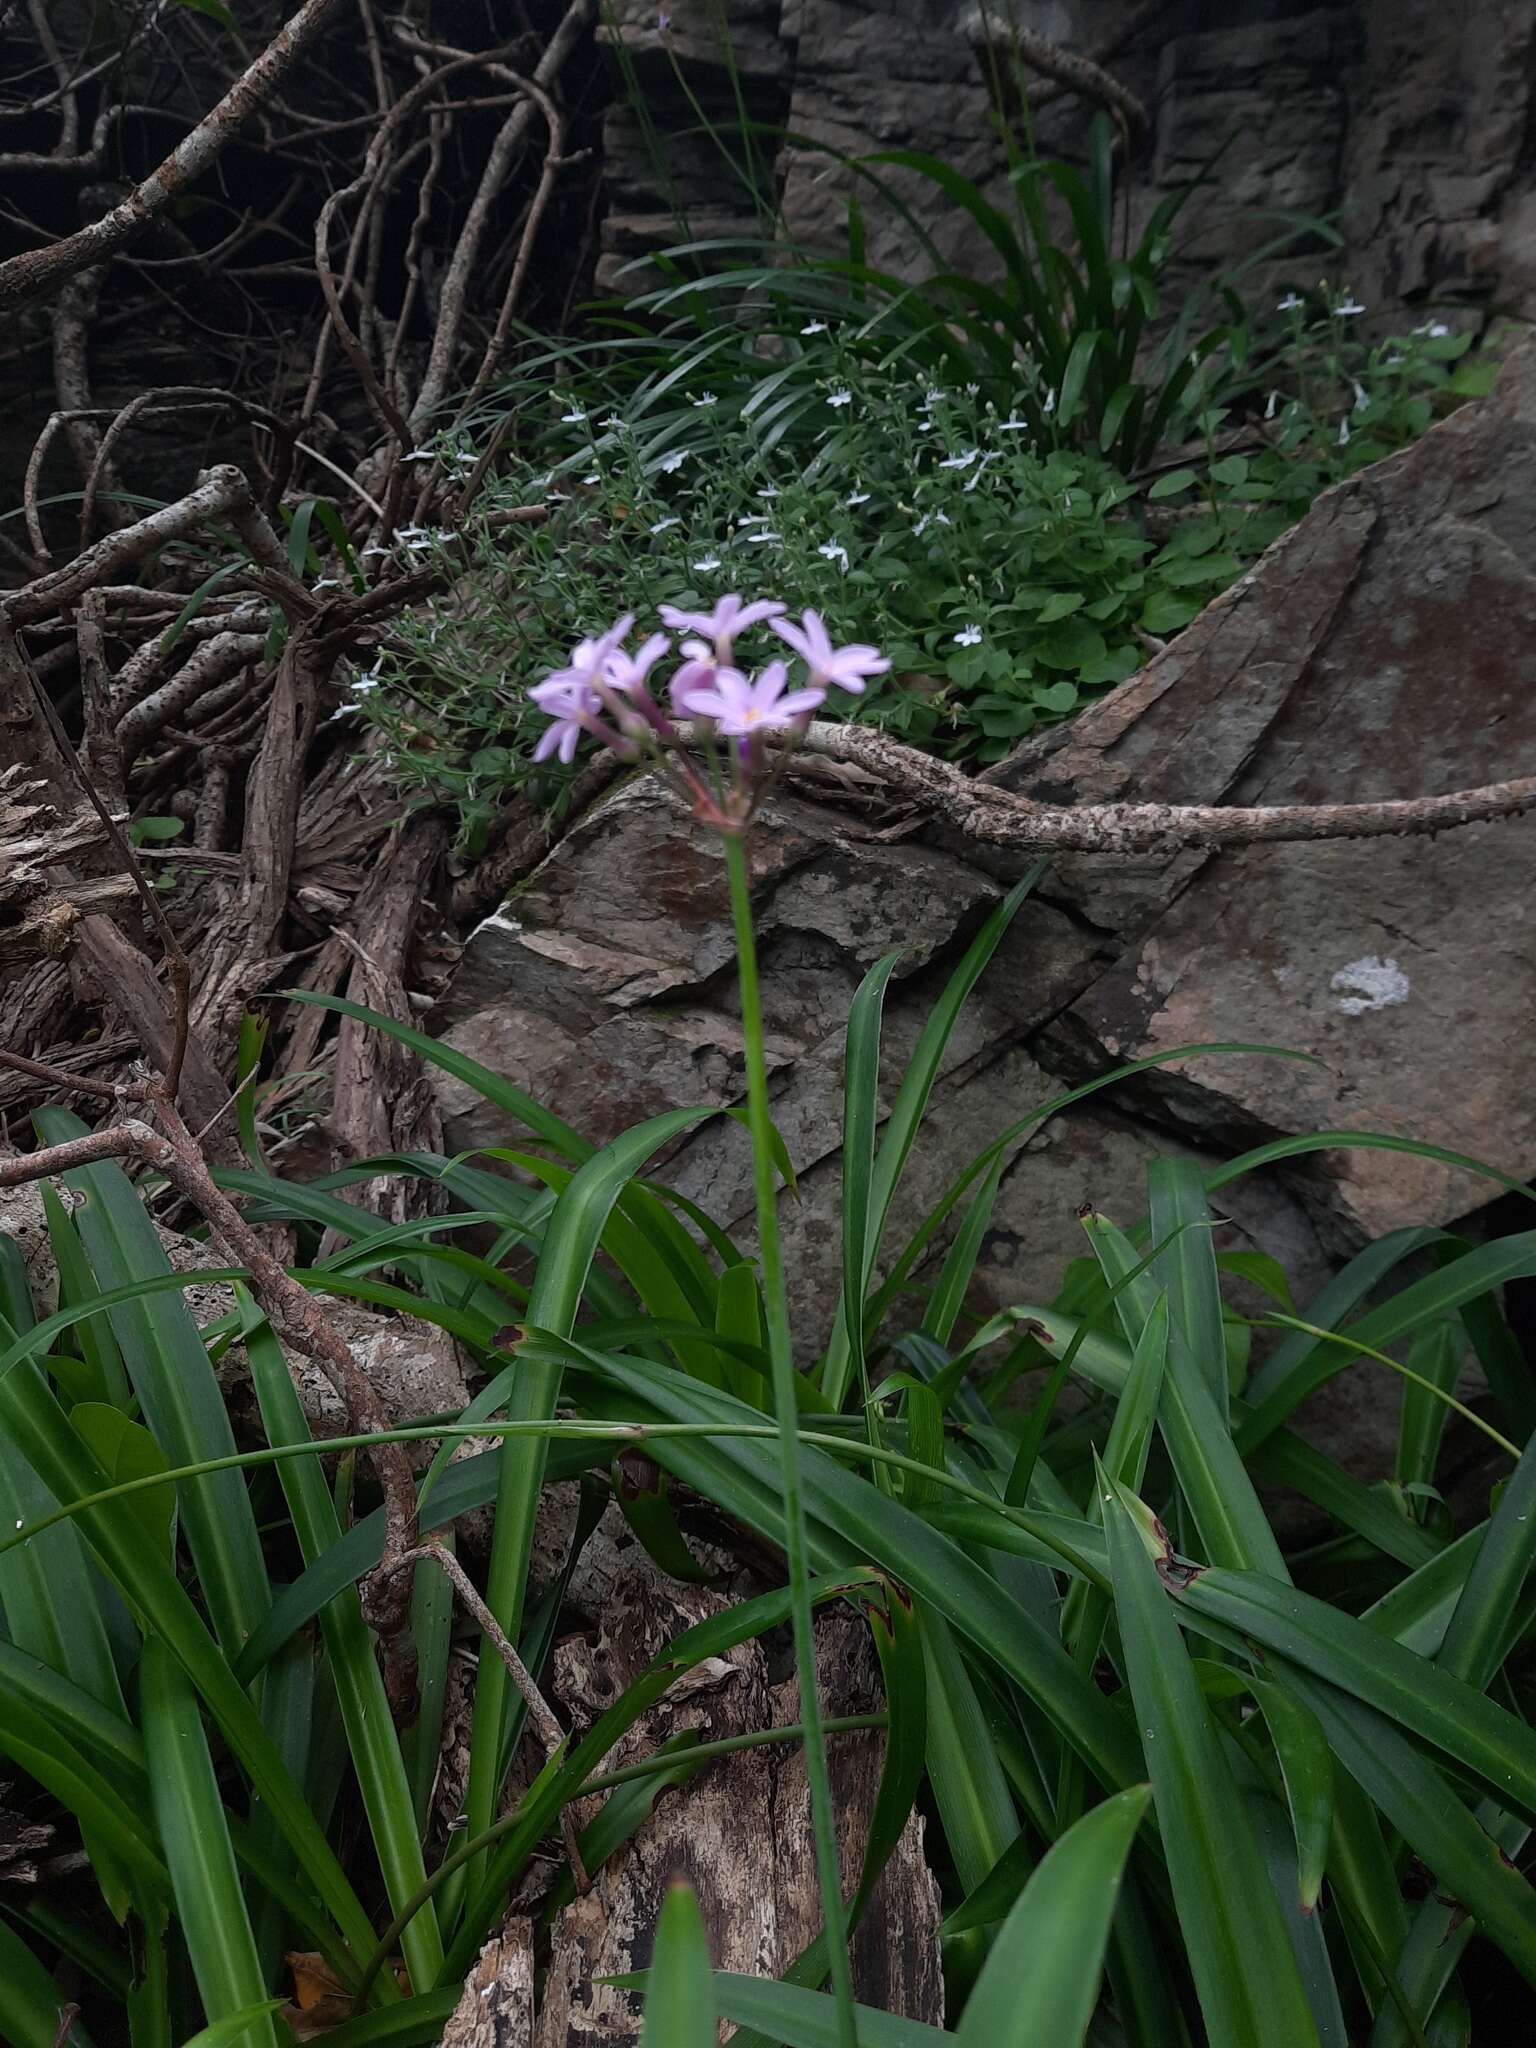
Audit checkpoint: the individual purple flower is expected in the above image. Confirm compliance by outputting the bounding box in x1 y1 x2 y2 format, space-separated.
659 593 785 660
678 660 824 735
603 630 671 695
535 613 635 696
669 638 733 712
771 609 890 695
528 678 603 764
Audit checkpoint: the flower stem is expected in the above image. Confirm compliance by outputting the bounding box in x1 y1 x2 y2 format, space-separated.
723 828 859 2048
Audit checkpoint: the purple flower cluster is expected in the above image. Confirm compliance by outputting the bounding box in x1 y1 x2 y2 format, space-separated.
526 595 889 831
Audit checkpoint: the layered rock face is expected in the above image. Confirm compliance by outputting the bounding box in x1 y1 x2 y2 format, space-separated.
597 0 1536 322
430 346 1536 1478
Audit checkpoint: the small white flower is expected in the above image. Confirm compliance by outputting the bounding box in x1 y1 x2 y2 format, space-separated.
1414 320 1451 338
1338 415 1351 446
1264 390 1279 419
801 320 828 335
582 473 599 485
939 448 979 470
954 624 984 647
827 388 852 409
313 576 341 590
918 421 935 432
1277 292 1305 313
692 391 718 408
737 513 771 526
601 413 626 429
911 511 952 537
817 540 850 571
746 529 781 544
649 516 681 533
996 414 1030 432
962 453 999 493
561 406 587 424
691 553 722 572
658 450 689 473
1353 379 1370 413
1042 389 1057 416
757 486 780 500
844 489 872 506
964 381 980 397
921 388 944 410
1335 296 1366 317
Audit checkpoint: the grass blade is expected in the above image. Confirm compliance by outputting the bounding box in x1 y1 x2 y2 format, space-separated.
0 1916 94 2048
710 1975 944 2047
842 951 903 1378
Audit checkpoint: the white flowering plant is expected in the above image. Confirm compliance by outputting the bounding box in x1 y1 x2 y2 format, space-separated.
349 299 1486 843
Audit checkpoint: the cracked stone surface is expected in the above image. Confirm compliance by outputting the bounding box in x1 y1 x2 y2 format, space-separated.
431 345 1536 1484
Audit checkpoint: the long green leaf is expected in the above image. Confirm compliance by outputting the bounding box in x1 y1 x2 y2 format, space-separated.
141 1638 281 2048
1239 1232 1536 1452
0 1915 94 2048
821 864 1046 1405
842 950 903 1379
1282 1667 1536 1987
33 1109 269 1656
465 1105 723 1892
710 1975 944 2047
955 1785 1151 2048
1173 1565 1536 1826
919 1609 1017 1892
0 1355 378 1973
1147 1161 1227 1415
1086 1212 1287 1577
242 1293 443 1992
1248 1678 1334 1912
640 1885 715 2048
1102 1475 1320 2047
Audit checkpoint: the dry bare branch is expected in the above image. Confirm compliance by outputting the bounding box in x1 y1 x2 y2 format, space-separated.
0 0 351 309
795 720 1536 853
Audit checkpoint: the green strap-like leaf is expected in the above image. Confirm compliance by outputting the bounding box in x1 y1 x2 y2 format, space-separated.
955 1785 1152 2048
640 1885 716 2048
1102 1473 1321 2048
141 1638 281 2048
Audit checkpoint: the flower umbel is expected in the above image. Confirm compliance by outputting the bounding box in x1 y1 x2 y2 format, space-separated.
527 595 884 834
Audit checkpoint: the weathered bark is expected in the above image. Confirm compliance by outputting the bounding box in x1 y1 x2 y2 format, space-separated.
446 1528 944 2044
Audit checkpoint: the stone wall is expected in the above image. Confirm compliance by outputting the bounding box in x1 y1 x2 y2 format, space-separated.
597 0 1536 323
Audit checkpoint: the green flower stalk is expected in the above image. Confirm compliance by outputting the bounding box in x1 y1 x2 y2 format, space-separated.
525 594 881 2044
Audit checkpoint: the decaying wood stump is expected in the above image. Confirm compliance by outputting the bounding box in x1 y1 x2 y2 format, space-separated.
442 1517 944 2045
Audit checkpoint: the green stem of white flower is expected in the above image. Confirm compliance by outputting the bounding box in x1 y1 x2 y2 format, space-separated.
724 826 859 2048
